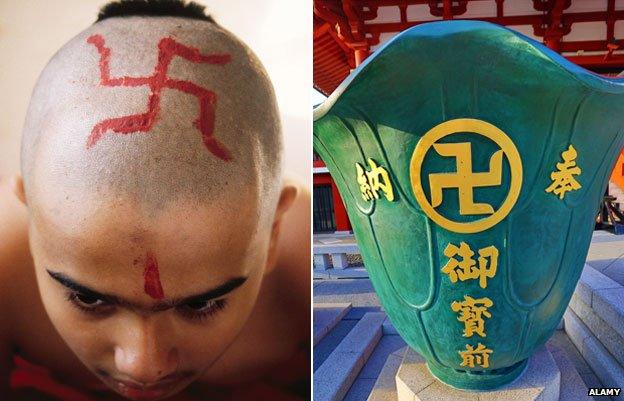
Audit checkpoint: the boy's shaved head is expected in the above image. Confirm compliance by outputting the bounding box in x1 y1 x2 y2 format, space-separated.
21 13 281 222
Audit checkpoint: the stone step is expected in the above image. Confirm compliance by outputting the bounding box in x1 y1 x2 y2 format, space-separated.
314 303 353 346
573 264 621 306
569 293 624 367
314 307 384 371
343 334 406 401
569 265 624 367
367 346 407 401
547 344 593 401
564 309 624 398
314 312 386 401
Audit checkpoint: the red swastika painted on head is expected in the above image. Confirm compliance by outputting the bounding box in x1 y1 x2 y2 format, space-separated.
86 34 233 161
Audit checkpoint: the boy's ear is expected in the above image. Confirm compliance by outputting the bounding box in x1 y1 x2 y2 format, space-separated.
264 184 298 274
10 175 27 206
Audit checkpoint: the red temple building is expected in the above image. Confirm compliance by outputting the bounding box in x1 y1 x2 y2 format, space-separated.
313 0 624 233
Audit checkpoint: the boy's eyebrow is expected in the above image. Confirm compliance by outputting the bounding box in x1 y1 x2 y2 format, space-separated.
46 270 247 312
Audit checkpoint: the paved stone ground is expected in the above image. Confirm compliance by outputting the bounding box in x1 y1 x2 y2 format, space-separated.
314 279 379 305
587 230 624 286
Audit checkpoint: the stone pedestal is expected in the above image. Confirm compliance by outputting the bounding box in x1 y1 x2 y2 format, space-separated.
314 254 331 270
331 253 349 269
395 347 560 401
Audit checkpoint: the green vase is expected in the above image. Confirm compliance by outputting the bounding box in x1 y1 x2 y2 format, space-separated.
313 20 624 390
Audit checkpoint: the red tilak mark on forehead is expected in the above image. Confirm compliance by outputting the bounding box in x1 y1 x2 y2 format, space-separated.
143 252 165 300
85 34 232 161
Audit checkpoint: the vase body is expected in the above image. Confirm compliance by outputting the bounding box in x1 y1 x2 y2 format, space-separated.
313 21 624 390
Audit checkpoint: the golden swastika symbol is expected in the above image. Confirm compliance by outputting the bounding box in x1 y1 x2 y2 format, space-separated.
429 143 503 215
410 119 523 233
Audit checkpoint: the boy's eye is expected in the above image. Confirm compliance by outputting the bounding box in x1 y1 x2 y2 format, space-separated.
67 291 113 316
73 292 105 307
177 299 227 321
186 300 216 311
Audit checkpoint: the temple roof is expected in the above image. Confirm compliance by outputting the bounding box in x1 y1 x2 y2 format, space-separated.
314 0 624 95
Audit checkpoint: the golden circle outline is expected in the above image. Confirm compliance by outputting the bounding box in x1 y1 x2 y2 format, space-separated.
409 118 523 234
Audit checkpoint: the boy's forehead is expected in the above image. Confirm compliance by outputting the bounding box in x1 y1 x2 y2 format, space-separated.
33 193 261 295
32 189 261 260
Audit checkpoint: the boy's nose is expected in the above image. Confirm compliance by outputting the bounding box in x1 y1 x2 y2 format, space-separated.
113 318 179 384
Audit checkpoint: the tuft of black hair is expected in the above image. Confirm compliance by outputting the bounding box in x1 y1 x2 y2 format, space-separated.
96 0 215 23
